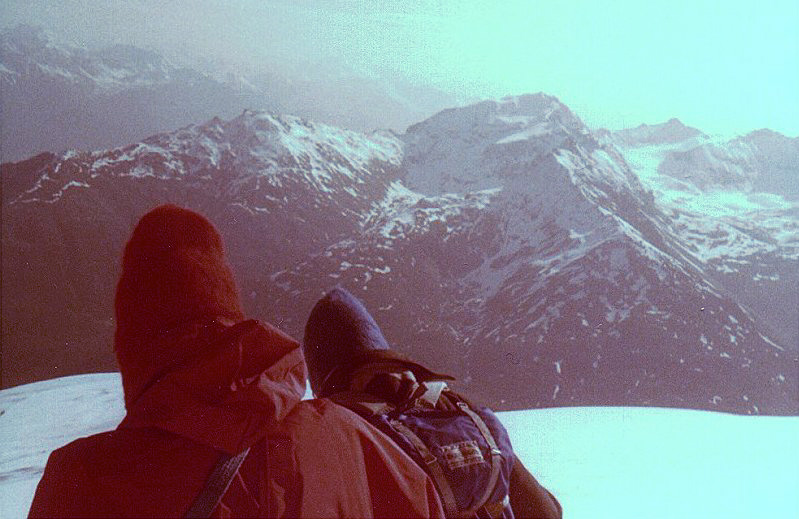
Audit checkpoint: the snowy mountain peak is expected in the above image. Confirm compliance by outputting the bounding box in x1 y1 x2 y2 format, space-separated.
401 92 597 194
407 92 584 139
614 118 707 147
495 93 569 116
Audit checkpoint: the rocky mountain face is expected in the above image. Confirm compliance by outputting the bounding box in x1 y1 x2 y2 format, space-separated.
0 25 456 163
604 121 799 353
2 94 796 415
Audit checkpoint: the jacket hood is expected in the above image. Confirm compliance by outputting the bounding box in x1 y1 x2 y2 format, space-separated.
115 204 245 407
120 319 307 454
113 205 307 454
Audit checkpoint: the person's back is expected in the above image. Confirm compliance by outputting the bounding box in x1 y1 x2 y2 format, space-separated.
303 287 562 519
29 205 443 518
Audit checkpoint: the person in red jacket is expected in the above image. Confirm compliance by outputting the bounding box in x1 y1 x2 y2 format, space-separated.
29 204 444 518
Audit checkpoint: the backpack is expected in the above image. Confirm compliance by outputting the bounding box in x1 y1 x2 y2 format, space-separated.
332 387 516 519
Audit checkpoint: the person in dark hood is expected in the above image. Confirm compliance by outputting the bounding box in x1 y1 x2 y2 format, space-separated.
304 286 562 519
29 205 444 518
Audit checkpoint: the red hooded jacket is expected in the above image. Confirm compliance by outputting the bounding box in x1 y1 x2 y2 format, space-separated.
29 205 444 518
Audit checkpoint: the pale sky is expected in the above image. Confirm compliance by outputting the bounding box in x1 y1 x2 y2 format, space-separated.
2 0 797 136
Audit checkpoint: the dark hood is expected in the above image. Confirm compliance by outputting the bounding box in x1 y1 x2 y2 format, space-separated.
303 286 452 396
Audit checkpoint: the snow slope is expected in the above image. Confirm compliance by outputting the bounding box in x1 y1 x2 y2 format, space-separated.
1 375 797 519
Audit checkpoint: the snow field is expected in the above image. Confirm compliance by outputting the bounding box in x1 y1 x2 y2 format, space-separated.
1 374 797 519
501 406 798 519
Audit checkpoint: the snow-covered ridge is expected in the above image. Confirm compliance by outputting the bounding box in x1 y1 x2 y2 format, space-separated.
555 146 644 195
0 25 178 91
612 118 707 147
236 111 403 176
11 111 404 205
2 374 798 519
362 180 500 240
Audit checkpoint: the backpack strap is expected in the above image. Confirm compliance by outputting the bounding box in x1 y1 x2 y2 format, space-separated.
184 448 250 518
476 495 510 519
388 418 460 517
457 402 504 517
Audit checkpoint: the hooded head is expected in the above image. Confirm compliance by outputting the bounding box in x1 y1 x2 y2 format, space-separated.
303 286 452 397
114 204 245 407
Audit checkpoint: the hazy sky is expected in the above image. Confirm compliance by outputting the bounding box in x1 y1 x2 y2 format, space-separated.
3 0 797 136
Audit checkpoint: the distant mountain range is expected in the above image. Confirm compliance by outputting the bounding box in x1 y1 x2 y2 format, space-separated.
1 28 796 415
0 25 455 162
